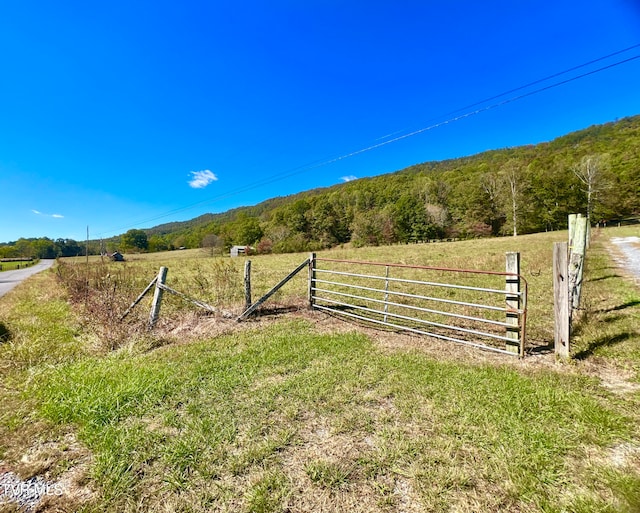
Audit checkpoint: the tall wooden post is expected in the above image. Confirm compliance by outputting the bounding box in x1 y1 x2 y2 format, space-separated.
308 253 316 309
553 243 570 359
568 214 578 251
568 216 587 313
244 260 252 311
505 252 521 356
149 266 168 329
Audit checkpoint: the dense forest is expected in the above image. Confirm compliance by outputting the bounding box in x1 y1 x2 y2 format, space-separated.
2 115 639 259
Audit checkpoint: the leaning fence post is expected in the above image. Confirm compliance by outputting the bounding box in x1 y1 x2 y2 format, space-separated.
149 266 168 329
308 253 316 309
553 242 570 359
505 252 521 355
244 260 252 311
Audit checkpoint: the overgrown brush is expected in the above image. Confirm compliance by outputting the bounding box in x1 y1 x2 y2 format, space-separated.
181 259 243 306
55 260 154 350
54 258 246 351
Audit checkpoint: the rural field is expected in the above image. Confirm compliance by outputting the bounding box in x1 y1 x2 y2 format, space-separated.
0 260 38 272
1 227 639 512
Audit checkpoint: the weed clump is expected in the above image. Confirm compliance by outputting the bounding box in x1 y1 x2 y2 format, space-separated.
55 261 153 351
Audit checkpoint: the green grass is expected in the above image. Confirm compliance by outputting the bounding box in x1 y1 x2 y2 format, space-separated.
0 272 85 370
1 230 639 512
21 319 636 512
0 259 38 272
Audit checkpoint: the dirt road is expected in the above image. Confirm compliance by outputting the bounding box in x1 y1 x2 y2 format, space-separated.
0 260 55 298
610 236 640 284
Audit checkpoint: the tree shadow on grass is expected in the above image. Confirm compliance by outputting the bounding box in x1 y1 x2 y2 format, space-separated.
573 332 634 360
587 273 623 283
254 305 307 317
0 322 11 344
610 299 640 311
595 299 640 314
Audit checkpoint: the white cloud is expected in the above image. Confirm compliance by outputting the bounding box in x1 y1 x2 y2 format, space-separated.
188 169 218 189
32 209 63 219
341 175 357 182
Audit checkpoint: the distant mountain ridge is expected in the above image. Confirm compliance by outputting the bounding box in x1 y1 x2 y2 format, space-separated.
2 115 638 257
138 114 638 253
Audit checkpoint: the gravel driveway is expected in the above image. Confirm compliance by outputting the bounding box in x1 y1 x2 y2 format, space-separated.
610 236 640 284
0 259 55 298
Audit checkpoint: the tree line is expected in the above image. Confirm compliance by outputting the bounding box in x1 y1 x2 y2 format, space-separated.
2 115 639 258
0 238 86 259
144 116 639 254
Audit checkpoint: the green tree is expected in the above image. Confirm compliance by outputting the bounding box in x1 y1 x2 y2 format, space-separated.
233 216 263 246
148 234 170 252
31 238 57 258
308 197 349 247
55 238 82 257
121 229 148 252
351 211 382 247
392 193 433 242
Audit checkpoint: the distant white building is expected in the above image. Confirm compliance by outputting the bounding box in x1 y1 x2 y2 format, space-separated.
230 245 252 257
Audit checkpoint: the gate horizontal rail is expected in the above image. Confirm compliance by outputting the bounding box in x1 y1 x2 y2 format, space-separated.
315 268 520 296
313 276 516 312
311 256 527 357
312 285 514 327
313 296 516 342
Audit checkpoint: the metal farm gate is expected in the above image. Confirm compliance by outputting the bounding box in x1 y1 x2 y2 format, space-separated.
309 254 527 357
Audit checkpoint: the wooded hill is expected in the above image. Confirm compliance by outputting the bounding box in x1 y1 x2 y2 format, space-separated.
2 115 639 258
142 114 640 254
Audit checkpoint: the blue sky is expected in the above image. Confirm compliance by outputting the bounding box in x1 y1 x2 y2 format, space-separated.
1 1 639 243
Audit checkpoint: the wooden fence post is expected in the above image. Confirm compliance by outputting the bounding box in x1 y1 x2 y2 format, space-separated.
308 253 316 309
553 242 570 359
568 213 578 250
120 275 158 321
239 258 311 321
244 260 252 311
149 266 168 329
568 216 587 314
505 252 521 355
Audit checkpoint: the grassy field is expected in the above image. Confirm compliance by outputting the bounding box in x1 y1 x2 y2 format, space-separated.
0 259 38 272
1 228 639 512
63 230 571 349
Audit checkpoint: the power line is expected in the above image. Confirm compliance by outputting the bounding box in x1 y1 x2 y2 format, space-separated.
96 46 640 237
319 53 640 167
436 42 640 121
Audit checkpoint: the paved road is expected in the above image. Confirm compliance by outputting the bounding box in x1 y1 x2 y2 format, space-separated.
0 260 56 298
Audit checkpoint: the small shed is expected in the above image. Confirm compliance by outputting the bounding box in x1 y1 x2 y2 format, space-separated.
110 251 125 262
230 245 252 257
